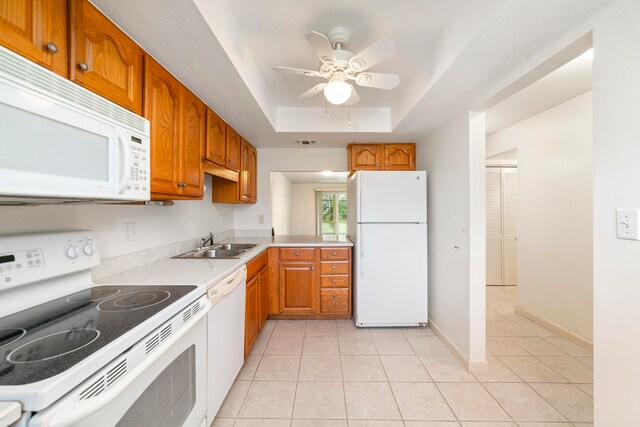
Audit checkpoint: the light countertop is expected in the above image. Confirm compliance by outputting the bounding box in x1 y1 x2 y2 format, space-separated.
97 235 352 293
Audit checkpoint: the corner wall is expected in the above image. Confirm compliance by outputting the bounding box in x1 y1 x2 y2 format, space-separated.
417 112 486 367
486 92 593 341
270 172 293 235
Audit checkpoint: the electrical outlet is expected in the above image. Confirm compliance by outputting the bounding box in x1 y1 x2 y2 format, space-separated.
219 215 224 225
258 215 264 225
122 222 138 242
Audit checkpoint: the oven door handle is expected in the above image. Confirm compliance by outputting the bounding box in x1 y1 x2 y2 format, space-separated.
30 301 211 427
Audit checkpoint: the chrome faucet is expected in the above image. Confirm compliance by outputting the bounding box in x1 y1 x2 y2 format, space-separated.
200 232 216 249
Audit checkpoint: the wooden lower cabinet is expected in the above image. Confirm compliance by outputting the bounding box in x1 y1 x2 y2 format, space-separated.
245 249 269 356
270 246 352 318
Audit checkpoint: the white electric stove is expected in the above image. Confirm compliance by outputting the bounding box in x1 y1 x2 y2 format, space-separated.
0 231 210 427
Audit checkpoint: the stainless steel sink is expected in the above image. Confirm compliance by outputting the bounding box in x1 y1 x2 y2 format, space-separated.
173 243 256 259
213 243 256 251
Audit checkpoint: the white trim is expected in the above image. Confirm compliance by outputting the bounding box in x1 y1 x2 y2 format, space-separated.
515 305 593 350
429 319 488 373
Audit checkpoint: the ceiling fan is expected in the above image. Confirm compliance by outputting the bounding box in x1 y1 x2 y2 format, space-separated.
273 26 399 106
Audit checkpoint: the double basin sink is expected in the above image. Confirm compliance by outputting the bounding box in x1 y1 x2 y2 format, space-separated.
173 243 257 259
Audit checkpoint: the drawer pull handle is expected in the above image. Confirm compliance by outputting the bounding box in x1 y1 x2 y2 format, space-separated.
295 252 299 256
332 252 337 256
332 265 336 269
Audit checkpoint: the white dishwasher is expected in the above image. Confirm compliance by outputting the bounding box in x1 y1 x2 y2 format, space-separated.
207 265 247 421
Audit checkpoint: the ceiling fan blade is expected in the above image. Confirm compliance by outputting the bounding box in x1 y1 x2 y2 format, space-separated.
355 72 399 90
345 86 360 106
348 38 395 72
273 66 322 77
305 31 336 65
298 83 327 99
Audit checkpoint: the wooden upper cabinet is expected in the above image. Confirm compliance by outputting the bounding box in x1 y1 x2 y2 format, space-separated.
145 56 182 196
239 138 256 203
69 0 143 114
0 0 68 77
384 143 416 171
180 89 205 197
348 143 416 173
225 126 241 171
348 144 382 172
205 108 226 167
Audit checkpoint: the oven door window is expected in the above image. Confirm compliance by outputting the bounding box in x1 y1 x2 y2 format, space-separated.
116 346 196 426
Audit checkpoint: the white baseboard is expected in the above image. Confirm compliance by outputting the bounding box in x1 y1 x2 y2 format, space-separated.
428 319 488 373
515 305 593 350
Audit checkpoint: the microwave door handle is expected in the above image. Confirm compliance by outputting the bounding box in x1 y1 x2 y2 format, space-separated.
31 301 211 427
116 130 130 195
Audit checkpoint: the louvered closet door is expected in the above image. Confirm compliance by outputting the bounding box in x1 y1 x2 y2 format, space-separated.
502 168 518 285
486 168 503 285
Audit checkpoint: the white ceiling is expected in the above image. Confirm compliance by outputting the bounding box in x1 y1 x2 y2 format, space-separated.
279 171 348 183
485 50 592 135
91 0 613 148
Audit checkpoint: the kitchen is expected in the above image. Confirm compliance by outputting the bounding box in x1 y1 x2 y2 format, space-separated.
1 0 639 426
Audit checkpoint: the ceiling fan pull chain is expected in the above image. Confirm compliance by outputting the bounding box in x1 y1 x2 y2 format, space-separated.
325 98 330 119
348 106 351 126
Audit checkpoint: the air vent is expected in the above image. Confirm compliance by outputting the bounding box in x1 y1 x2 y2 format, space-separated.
106 360 127 386
192 303 201 316
145 334 160 354
293 139 317 145
79 378 105 400
160 325 172 342
183 309 192 323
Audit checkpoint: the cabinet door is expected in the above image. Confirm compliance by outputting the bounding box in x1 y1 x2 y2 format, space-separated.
205 108 226 166
0 0 68 76
225 126 241 171
279 262 317 314
70 0 143 114
258 266 270 328
180 89 205 197
239 138 251 203
144 56 182 196
348 144 382 173
383 143 416 170
245 141 257 204
245 275 259 356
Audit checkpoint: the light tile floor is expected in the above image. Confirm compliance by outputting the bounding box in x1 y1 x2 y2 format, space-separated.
213 286 593 427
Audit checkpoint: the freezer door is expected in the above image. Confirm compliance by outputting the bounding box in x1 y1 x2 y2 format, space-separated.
358 171 427 223
353 223 428 327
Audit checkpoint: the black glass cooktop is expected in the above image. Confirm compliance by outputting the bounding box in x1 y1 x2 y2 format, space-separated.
0 285 196 385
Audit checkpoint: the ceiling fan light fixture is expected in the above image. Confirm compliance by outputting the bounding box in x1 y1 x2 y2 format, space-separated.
324 80 352 105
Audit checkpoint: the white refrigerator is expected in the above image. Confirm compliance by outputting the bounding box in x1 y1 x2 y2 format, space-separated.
347 170 428 327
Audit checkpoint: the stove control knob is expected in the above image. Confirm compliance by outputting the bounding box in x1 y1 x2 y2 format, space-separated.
83 243 96 256
65 245 79 260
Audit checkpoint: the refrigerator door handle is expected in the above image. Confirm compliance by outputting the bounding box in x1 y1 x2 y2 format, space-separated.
360 231 364 278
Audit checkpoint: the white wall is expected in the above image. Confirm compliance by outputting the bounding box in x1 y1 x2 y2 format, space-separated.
270 172 293 235
590 0 640 423
487 92 593 341
234 148 347 231
0 175 234 259
291 183 347 235
417 111 486 366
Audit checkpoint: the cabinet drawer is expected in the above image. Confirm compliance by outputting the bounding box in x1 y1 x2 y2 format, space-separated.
320 275 350 289
320 247 350 261
320 261 350 275
280 247 316 262
246 249 268 280
320 289 350 314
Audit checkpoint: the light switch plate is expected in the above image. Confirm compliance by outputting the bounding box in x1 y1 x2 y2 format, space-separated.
616 209 640 240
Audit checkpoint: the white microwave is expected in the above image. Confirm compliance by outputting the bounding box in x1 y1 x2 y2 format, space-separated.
0 46 150 204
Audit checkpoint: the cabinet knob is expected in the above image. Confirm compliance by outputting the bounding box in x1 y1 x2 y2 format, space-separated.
386 163 390 167
46 42 59 54
295 252 299 256
78 62 90 72
332 292 337 297
377 163 380 167
332 252 337 256
332 265 336 269
332 279 337 284
311 266 314 270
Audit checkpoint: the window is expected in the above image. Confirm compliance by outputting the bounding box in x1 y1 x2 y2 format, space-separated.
316 191 347 237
